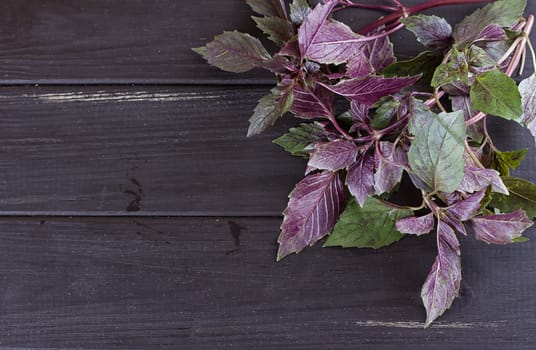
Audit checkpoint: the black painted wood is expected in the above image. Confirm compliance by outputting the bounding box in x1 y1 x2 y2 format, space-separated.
0 86 533 216
0 1 534 348
0 0 533 85
0 217 534 349
0 86 304 215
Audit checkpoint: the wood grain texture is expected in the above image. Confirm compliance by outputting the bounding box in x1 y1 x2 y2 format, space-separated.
0 1 535 348
0 86 536 216
0 86 305 215
0 217 533 349
0 86 534 215
0 0 533 84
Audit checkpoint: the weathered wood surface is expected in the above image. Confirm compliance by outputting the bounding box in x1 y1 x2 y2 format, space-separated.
0 1 534 349
0 86 532 216
0 86 304 215
0 217 534 350
0 0 532 84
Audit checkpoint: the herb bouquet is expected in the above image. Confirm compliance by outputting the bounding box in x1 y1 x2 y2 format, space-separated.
194 0 536 326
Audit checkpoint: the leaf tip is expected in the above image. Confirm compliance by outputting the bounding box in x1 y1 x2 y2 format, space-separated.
246 122 263 137
423 305 440 328
276 249 289 262
423 319 433 328
191 46 208 57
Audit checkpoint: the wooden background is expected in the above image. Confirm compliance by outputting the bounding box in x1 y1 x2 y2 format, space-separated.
0 1 534 349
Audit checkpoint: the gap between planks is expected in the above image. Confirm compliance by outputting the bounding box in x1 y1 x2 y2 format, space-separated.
0 211 283 219
0 78 275 87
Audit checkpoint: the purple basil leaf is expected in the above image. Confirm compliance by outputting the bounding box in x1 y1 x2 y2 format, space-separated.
396 213 435 236
350 101 369 123
443 192 463 206
463 147 487 169
277 171 345 260
298 1 339 58
303 19 365 64
374 142 407 195
308 140 359 171
458 166 509 194
402 15 453 49
446 190 486 221
263 55 295 74
246 0 287 19
319 75 420 105
193 31 271 73
290 84 334 119
473 23 507 43
346 153 375 207
421 220 462 327
443 215 468 236
442 189 485 236
453 0 526 47
252 16 294 47
280 37 301 57
349 101 370 132
304 165 316 175
346 51 374 78
519 74 536 144
290 0 312 25
363 32 395 72
469 209 533 244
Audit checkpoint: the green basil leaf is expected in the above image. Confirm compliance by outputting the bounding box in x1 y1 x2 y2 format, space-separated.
470 70 523 122
408 110 466 193
324 198 411 249
490 177 536 218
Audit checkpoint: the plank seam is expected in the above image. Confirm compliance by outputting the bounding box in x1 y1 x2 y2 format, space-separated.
0 211 283 219
0 80 275 87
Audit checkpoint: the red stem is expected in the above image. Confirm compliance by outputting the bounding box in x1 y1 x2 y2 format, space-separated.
391 0 406 8
339 1 398 12
506 15 534 76
358 0 495 34
329 114 354 140
376 113 410 137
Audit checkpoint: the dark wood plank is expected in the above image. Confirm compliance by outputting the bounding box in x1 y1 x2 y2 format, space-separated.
0 86 305 215
0 0 269 84
0 85 534 215
0 0 534 84
0 217 533 349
